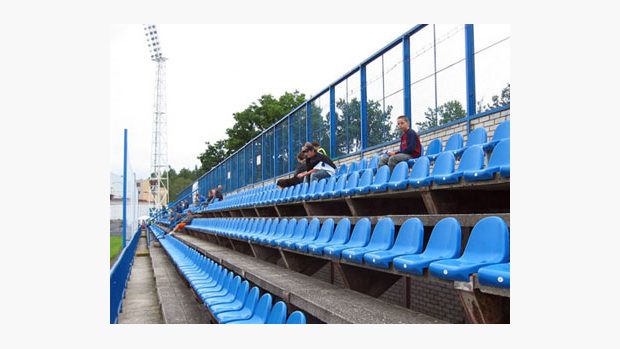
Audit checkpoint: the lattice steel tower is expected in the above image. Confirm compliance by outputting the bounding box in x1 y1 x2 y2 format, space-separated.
144 24 169 209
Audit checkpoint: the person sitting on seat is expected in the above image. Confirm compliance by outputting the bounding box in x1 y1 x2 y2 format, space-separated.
277 151 306 188
298 142 337 183
311 141 328 157
378 115 421 171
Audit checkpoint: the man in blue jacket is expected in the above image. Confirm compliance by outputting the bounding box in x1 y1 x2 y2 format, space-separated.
378 115 421 171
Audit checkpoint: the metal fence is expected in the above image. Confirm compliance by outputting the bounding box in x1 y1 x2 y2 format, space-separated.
109 225 142 324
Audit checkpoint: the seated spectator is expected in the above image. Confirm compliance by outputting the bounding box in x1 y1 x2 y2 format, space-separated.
311 141 328 157
298 142 336 183
215 185 224 201
277 152 306 188
207 189 215 204
378 115 421 171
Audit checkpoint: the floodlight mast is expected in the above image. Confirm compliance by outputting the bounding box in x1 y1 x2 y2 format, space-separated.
144 24 169 211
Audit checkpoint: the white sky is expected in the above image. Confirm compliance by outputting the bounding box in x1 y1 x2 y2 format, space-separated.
110 24 416 179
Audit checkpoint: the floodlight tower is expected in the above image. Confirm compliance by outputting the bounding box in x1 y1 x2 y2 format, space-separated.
144 24 169 210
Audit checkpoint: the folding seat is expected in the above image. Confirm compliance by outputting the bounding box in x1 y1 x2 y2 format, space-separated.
386 161 411 191
209 280 250 314
408 138 442 166
215 286 260 323
342 217 395 264
256 218 284 244
275 218 308 247
202 275 242 304
226 293 273 324
282 218 320 249
321 174 347 199
323 218 372 258
265 219 297 246
276 186 293 204
265 301 287 324
286 311 307 324
406 156 431 188
269 188 285 205
299 180 318 201
366 165 390 193
308 178 327 200
411 151 453 188
308 218 350 255
336 163 348 176
393 217 462 275
348 168 374 196
477 262 510 288
339 171 360 197
291 182 309 202
453 127 487 158
363 217 425 268
433 145 484 185
464 139 510 182
282 184 302 204
429 216 509 282
482 120 510 152
296 218 335 252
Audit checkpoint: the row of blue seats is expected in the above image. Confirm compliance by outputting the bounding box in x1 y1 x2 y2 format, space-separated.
186 216 510 288
150 225 307 324
202 139 509 211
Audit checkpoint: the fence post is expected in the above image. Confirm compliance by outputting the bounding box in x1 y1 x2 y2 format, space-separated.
465 24 476 133
329 85 336 158
403 35 412 124
122 129 128 249
360 65 368 151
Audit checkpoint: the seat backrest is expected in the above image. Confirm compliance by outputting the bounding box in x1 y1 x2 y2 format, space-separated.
291 183 302 198
462 216 510 263
466 127 488 147
252 293 273 323
322 175 338 193
234 280 251 304
266 301 287 324
393 218 424 253
303 218 321 240
290 218 308 239
358 168 374 188
242 287 260 312
426 138 443 156
265 218 279 236
337 163 348 175
314 178 327 194
368 155 380 170
372 165 390 185
366 217 395 250
359 158 369 170
492 120 510 141
286 311 307 324
347 161 360 173
273 218 289 237
305 180 318 196
261 219 273 235
282 218 298 238
409 156 430 180
458 145 485 172
296 182 309 198
332 174 348 192
388 161 409 183
314 218 335 243
432 152 455 176
488 139 510 167
445 133 464 152
345 172 360 190
329 218 352 244
346 218 372 246
228 275 242 296
253 219 265 234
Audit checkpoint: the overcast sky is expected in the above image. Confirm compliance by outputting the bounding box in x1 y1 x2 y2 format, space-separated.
110 24 416 179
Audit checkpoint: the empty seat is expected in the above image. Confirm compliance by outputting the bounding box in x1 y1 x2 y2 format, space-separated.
342 217 395 264
286 311 307 324
309 178 327 200
453 127 487 158
386 161 410 191
323 218 372 258
433 145 484 185
321 174 348 199
408 138 442 166
429 216 509 282
339 172 360 197
276 218 308 247
203 276 242 307
209 280 250 314
317 175 338 200
406 156 431 188
299 180 318 200
215 286 260 323
482 120 510 152
267 219 297 246
363 218 425 268
463 139 510 182
258 218 288 244
308 218 351 255
367 155 380 172
336 163 348 176
289 182 309 202
265 301 288 324
347 161 360 174
296 218 335 252
227 293 273 324
348 168 374 196
410 152 454 188
477 262 510 288
282 218 320 249
393 217 462 275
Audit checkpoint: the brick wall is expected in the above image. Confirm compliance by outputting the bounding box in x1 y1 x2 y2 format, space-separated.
378 276 406 307
410 278 465 323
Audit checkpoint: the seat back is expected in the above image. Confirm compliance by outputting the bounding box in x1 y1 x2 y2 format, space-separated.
426 138 443 156
234 280 251 304
358 168 374 188
359 158 369 170
272 218 289 238
388 161 409 183
322 175 338 193
458 145 485 172
290 183 302 198
260 219 273 235
314 178 327 195
431 152 455 176
332 174 348 192
344 172 360 190
368 155 380 171
366 217 395 250
466 127 487 147
252 293 273 323
492 120 510 141
445 133 464 152
462 216 510 263
265 218 279 236
409 156 430 180
305 180 318 197
295 182 309 200
286 311 307 324
282 218 298 239
227 275 242 296
347 161 360 173
266 301 287 324
393 218 424 253
314 218 335 243
488 139 510 167
337 163 348 176
329 218 352 244
289 218 308 240
372 165 390 185
241 287 260 312
303 218 321 240
346 218 372 246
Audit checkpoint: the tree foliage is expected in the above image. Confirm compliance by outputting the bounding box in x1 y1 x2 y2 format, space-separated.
416 100 467 131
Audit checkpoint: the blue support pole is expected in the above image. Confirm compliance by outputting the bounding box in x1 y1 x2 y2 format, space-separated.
306 102 311 143
274 126 278 177
465 24 476 133
261 134 265 182
288 115 293 173
251 141 255 184
122 129 128 249
329 86 336 157
360 65 368 150
403 36 412 124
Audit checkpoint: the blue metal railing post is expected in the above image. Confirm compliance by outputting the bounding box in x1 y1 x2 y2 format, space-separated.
274 126 278 177
251 141 255 184
360 65 368 151
465 24 476 133
261 134 265 182
403 36 412 124
122 129 128 249
329 86 336 157
288 115 293 172
306 102 311 143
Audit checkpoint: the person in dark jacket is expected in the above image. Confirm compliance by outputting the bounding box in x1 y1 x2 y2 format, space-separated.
378 115 421 171
277 152 307 188
298 143 337 183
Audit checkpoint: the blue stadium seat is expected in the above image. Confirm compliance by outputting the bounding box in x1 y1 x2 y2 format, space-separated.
409 152 454 188
267 219 297 246
203 276 242 306
367 165 390 193
347 161 360 174
386 161 410 191
336 163 348 176
453 127 487 158
300 180 318 200
308 218 351 255
309 178 327 200
227 293 273 324
283 218 320 249
477 263 510 288
393 217 462 275
209 280 250 315
196 270 234 299
258 219 288 244
248 218 276 242
286 311 307 324
464 139 510 182
340 171 360 197
406 156 431 188
284 183 303 203
434 145 484 185
408 138 442 166
296 218 335 252
443 133 464 156
216 286 260 323
322 174 348 199
265 301 287 324
363 218 425 268
317 175 338 200
276 218 308 247
429 216 509 282
482 120 510 152
342 217 395 264
290 182 309 202
367 155 380 172
349 168 374 196
323 218 371 258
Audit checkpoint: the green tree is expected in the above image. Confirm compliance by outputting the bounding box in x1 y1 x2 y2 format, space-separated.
416 100 467 131
477 83 510 113
197 140 227 173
